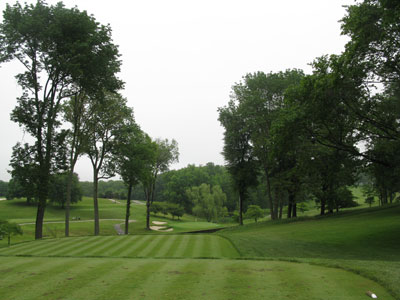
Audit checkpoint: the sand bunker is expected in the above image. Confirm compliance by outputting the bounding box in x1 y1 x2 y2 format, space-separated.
150 221 173 231
152 221 167 225
150 226 173 232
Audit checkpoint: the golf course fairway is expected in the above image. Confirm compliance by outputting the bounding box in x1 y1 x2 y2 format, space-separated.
0 256 394 300
0 233 395 300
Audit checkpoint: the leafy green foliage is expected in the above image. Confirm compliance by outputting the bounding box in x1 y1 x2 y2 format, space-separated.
245 205 264 223
188 184 227 222
0 1 123 239
48 173 82 208
0 220 22 246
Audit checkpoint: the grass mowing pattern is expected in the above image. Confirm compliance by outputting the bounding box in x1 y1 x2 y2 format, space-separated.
0 256 394 300
0 234 239 259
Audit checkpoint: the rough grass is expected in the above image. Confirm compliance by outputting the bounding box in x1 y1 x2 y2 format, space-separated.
0 256 394 300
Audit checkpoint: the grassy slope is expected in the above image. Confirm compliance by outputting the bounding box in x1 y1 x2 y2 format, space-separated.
0 257 394 300
219 205 400 299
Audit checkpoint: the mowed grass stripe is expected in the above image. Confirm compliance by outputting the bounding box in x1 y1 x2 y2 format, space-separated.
51 236 105 256
94 260 170 300
218 260 256 299
58 259 126 299
218 236 240 258
155 234 178 257
192 234 205 257
0 258 86 299
118 235 144 257
136 235 166 257
37 259 126 300
106 235 139 257
136 259 209 299
123 235 153 257
35 237 91 256
90 236 126 256
208 235 221 257
172 234 191 257
0 239 67 256
145 235 170 257
80 236 119 257
1 234 239 259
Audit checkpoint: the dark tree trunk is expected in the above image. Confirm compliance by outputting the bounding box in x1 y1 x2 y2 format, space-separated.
65 170 73 237
35 169 49 239
146 200 151 230
279 198 283 219
124 184 132 235
292 202 297 218
35 198 46 239
320 198 326 215
93 171 100 236
287 192 294 219
264 168 275 220
287 202 292 218
239 191 244 226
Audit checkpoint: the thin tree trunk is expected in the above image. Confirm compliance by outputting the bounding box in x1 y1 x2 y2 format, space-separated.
125 184 132 234
146 200 151 230
65 170 73 237
93 171 100 236
264 168 275 220
238 191 244 225
279 198 283 219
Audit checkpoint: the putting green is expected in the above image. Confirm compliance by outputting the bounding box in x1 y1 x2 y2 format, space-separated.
0 256 394 300
0 234 239 258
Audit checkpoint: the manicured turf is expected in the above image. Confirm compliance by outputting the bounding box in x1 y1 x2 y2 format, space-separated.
0 256 394 300
1 196 399 299
0 234 239 258
219 205 400 298
219 205 400 260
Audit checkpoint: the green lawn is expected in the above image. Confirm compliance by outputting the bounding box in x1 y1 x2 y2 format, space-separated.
0 234 239 258
1 196 399 299
0 197 226 245
0 257 394 300
219 205 400 298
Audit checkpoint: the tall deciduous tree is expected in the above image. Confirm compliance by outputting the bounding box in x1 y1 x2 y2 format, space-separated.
142 138 179 230
218 101 259 225
63 93 90 236
0 1 122 239
84 92 132 235
115 123 154 234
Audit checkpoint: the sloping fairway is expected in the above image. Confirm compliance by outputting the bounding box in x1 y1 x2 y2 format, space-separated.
0 256 394 300
220 206 400 260
0 234 239 258
220 205 400 298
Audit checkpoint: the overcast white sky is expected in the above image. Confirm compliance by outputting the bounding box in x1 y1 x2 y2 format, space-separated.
0 0 355 181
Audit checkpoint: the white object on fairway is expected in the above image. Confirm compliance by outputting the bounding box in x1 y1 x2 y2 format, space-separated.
366 291 377 298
